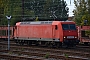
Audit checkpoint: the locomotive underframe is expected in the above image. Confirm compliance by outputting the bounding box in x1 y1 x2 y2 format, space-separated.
63 39 79 47
14 37 78 47
14 39 62 48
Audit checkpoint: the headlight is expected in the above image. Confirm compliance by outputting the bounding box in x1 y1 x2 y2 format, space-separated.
64 37 66 38
75 37 77 38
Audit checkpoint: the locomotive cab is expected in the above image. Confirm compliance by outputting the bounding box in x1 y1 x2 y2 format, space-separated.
61 21 79 46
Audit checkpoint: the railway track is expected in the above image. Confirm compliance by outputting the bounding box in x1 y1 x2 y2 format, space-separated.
0 40 90 60
0 53 44 60
0 49 89 60
0 41 90 53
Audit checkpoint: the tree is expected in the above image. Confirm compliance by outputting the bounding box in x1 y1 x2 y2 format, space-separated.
73 0 90 25
0 0 8 25
0 0 69 25
0 0 22 25
24 0 69 21
46 0 68 20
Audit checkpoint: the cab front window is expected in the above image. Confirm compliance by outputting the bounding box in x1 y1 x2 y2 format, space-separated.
62 24 76 30
69 24 76 30
62 24 69 30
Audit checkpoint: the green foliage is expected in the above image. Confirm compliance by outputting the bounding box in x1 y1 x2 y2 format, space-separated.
8 51 13 55
24 0 68 21
73 0 90 26
35 17 39 21
44 53 49 58
85 30 90 36
64 54 69 58
0 0 22 25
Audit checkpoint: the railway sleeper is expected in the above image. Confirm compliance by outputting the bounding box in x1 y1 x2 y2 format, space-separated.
0 53 89 60
0 50 89 60
0 54 45 60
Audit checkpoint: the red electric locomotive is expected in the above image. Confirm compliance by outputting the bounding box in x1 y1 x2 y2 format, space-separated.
14 21 79 47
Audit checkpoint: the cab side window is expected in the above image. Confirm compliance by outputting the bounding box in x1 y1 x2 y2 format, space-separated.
55 25 58 30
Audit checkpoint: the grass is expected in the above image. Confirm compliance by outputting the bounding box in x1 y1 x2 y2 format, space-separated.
44 53 49 58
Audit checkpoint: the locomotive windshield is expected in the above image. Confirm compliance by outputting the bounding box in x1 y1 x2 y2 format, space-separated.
62 24 76 30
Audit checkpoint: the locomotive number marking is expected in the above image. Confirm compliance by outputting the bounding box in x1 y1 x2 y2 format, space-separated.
67 36 74 38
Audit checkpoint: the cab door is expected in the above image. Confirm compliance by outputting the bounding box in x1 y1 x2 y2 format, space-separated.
52 25 59 39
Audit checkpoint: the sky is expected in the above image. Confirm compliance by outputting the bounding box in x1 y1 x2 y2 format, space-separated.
64 0 75 17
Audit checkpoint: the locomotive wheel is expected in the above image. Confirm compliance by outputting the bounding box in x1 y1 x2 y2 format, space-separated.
35 41 39 46
48 42 55 48
48 43 53 48
15 40 20 45
62 43 68 48
18 40 21 45
44 42 52 47
27 41 32 46
55 42 62 48
19 40 24 45
45 42 49 47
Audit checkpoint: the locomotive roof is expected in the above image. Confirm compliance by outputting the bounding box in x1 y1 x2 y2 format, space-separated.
16 21 75 25
20 21 53 25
